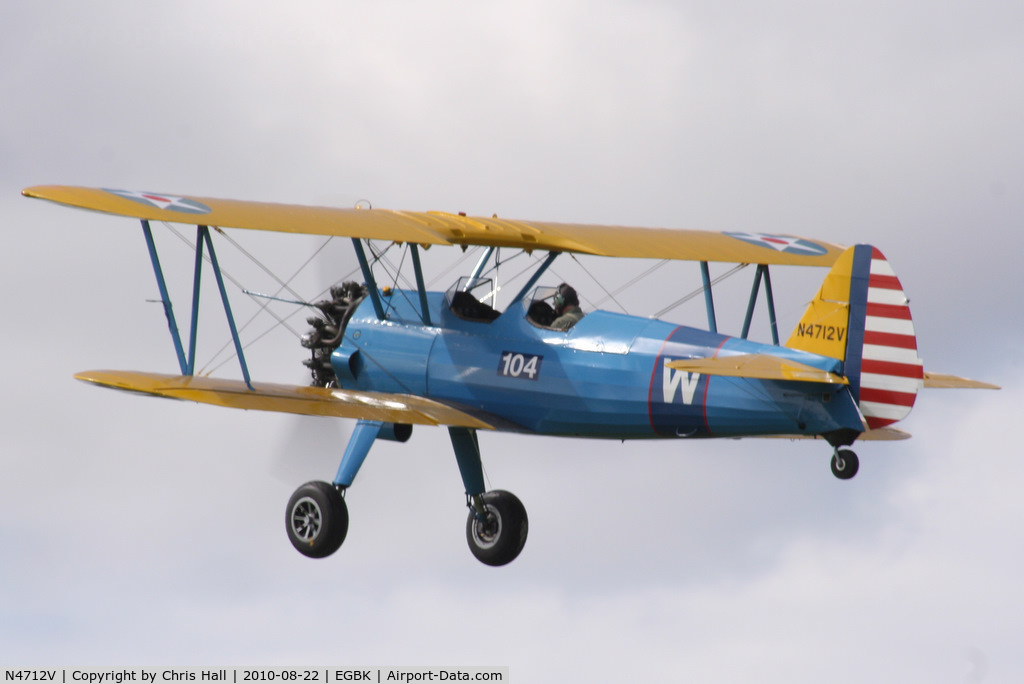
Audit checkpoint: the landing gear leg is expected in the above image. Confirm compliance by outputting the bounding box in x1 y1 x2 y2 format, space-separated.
449 427 528 566
830 447 859 480
285 419 384 559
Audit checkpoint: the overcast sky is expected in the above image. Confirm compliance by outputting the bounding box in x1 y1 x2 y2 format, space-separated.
3 1 1023 681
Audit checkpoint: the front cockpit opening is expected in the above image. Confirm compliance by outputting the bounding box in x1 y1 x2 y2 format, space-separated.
446 276 501 322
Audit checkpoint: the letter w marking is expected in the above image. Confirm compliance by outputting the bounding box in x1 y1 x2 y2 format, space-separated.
662 359 701 404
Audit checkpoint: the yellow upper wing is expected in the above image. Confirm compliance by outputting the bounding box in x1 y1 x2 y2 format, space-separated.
24 185 844 266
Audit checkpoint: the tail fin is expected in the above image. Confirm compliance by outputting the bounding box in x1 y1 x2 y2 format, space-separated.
787 245 924 429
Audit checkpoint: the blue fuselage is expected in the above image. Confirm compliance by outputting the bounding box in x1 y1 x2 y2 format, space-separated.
333 290 864 440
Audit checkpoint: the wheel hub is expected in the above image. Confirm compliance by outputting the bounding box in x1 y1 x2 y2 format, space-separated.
471 509 501 549
291 496 322 541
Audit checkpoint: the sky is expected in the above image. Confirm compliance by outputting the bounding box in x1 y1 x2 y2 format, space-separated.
2 0 1023 681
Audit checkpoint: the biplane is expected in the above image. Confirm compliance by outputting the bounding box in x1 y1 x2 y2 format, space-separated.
22 185 997 566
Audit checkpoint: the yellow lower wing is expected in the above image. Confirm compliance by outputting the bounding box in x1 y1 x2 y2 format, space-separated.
666 354 848 385
74 370 498 429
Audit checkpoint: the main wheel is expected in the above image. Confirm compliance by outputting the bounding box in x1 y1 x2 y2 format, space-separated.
830 449 859 480
286 481 349 558
466 490 528 567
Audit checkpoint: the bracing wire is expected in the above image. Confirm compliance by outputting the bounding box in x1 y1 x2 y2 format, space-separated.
495 253 549 302
542 262 601 312
651 263 748 319
158 222 343 375
212 226 322 305
594 259 670 307
203 260 363 376
161 223 302 337
426 245 481 287
384 243 427 318
569 253 628 314
476 248 540 306
367 240 414 293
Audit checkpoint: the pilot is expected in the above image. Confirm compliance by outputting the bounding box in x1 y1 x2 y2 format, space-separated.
550 283 584 331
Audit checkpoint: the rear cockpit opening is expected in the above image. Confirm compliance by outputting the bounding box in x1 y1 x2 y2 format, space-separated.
526 287 558 327
526 284 585 331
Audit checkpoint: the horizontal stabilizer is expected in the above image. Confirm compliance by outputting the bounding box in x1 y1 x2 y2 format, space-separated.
922 372 1000 389
760 427 912 441
74 370 500 429
666 354 848 385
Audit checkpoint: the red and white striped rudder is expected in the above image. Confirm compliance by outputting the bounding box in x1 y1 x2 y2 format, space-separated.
850 246 923 429
786 244 923 431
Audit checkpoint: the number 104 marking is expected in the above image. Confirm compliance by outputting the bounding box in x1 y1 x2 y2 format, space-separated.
498 351 543 380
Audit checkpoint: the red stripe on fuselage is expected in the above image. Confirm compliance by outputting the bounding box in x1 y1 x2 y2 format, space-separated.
703 338 730 436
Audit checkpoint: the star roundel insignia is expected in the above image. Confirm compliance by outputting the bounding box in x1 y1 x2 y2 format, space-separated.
104 189 212 215
724 231 829 256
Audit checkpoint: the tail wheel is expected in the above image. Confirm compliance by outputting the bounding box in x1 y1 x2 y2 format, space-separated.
286 481 349 558
466 490 528 567
831 449 859 480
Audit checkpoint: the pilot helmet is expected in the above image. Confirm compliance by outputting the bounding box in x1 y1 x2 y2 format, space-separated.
554 283 578 311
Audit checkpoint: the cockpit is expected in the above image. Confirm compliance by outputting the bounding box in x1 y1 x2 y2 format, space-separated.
525 286 560 327
445 277 501 322
444 277 583 331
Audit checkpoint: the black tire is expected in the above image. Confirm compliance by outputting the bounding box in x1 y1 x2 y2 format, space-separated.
831 449 859 480
466 490 528 567
286 481 349 558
